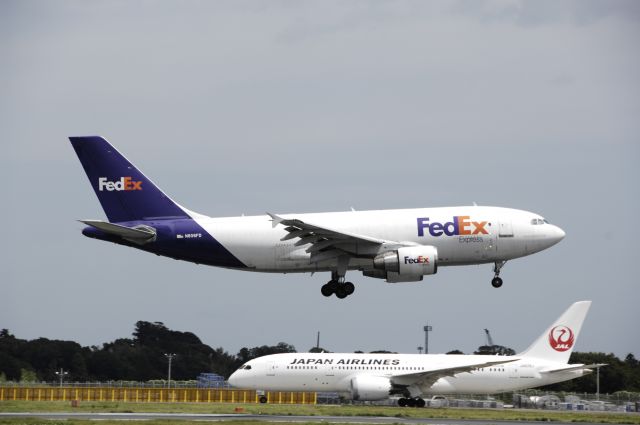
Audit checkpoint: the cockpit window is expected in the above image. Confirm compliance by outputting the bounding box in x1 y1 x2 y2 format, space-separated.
245 365 252 370
530 218 548 225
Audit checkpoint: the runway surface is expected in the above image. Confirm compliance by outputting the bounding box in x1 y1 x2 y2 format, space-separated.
0 412 614 425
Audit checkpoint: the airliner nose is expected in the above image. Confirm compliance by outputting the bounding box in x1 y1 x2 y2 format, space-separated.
228 371 239 387
549 225 566 246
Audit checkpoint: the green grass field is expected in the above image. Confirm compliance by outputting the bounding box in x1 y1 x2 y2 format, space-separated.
0 420 351 425
1 401 639 425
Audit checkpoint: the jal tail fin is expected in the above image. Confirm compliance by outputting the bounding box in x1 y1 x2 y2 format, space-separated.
70 136 189 222
519 301 591 364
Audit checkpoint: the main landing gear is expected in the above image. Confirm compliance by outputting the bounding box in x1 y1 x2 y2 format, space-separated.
321 280 355 299
321 271 355 299
397 397 426 408
492 260 507 288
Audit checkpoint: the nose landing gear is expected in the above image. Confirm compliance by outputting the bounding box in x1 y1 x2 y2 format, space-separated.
492 260 507 288
491 277 503 288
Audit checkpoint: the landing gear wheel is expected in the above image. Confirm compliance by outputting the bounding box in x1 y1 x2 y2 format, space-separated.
492 260 506 288
406 398 417 407
416 398 426 408
321 281 335 297
398 398 408 407
259 395 267 403
325 268 354 299
344 281 355 295
491 277 503 288
335 286 348 299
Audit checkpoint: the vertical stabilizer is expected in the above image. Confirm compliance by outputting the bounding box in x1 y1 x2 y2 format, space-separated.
70 136 189 222
519 301 591 364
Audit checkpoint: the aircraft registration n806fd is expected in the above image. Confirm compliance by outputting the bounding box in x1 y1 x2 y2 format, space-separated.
229 301 602 407
70 136 565 299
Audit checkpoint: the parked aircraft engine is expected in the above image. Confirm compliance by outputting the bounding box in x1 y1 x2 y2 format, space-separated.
372 246 438 282
350 376 392 401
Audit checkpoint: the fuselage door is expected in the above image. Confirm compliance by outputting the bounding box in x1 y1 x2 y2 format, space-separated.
499 221 514 238
482 232 496 259
266 361 277 377
508 364 519 380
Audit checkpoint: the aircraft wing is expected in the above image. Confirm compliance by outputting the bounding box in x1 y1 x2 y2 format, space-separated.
390 358 519 391
267 213 398 262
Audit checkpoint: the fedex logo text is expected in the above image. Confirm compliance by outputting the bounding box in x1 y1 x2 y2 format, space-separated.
98 177 142 192
404 255 430 265
417 216 488 237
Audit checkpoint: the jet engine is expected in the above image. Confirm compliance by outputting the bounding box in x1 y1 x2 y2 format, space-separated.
350 375 392 401
369 246 438 282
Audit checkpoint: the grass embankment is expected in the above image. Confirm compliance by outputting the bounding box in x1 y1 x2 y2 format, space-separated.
2 421 342 425
1 401 639 424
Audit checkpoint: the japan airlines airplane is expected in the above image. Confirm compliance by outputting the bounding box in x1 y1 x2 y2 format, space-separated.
229 301 601 407
70 136 565 299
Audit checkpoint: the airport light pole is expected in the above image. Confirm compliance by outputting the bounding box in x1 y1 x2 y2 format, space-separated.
596 365 600 401
55 368 68 387
423 325 432 354
164 353 176 388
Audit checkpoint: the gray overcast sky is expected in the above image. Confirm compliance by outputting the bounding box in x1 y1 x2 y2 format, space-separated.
2 1 639 361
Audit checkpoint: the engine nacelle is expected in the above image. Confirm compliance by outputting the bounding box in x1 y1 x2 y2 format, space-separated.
350 375 392 401
373 246 438 277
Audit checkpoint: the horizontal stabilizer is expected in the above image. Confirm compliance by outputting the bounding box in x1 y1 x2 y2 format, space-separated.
541 363 607 374
80 220 156 244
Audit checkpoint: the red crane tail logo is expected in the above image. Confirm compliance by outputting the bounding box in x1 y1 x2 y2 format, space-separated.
549 325 574 352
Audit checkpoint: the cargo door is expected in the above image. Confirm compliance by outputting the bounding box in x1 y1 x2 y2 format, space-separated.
498 221 514 238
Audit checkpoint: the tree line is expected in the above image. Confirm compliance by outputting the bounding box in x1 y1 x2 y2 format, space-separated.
0 324 294 382
1 325 638 393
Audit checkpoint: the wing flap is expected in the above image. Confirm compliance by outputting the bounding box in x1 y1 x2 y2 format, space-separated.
281 230 307 241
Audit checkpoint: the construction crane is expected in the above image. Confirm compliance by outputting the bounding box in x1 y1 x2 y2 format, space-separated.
484 328 494 346
475 328 515 356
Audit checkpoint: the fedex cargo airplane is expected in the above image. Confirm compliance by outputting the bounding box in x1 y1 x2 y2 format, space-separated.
70 136 565 299
229 301 601 407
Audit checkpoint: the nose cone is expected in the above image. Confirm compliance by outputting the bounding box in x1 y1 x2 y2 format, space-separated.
548 225 566 246
228 371 240 388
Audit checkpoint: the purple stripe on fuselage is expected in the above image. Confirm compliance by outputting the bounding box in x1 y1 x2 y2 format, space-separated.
82 218 246 269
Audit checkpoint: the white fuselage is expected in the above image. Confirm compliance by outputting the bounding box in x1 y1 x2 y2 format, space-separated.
228 352 589 397
191 206 565 273
71 138 566 290
229 302 593 400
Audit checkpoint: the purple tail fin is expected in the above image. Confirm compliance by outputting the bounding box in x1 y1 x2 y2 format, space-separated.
70 136 189 222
